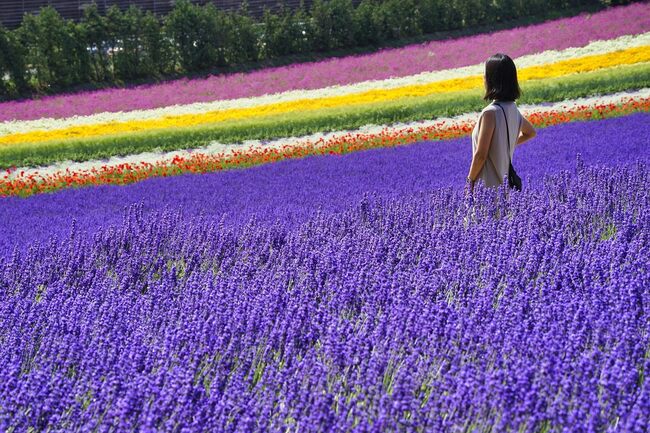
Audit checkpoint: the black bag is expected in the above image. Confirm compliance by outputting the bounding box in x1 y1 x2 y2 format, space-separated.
508 162 522 192
494 102 522 191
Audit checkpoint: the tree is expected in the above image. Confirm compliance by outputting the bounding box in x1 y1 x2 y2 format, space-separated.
164 0 225 72
17 7 86 89
0 24 27 97
79 2 111 82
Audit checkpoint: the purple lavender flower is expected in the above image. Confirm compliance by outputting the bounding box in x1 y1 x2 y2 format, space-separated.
1 113 648 252
0 156 648 431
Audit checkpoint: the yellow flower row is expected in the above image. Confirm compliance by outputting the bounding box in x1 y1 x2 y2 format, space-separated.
2 45 649 147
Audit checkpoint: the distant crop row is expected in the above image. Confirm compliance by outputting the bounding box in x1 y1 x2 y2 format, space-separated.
2 93 647 197
2 62 647 169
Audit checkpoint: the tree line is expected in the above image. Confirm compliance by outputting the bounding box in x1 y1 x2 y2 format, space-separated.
0 0 635 100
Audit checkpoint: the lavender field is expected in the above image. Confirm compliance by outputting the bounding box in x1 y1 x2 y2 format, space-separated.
1 0 650 427
1 113 650 431
1 161 648 431
1 113 648 253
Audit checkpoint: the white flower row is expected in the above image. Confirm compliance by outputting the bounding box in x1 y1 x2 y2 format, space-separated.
1 32 648 137
7 89 648 180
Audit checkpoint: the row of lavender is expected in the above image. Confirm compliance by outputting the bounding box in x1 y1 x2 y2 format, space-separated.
2 113 648 252
1 154 648 431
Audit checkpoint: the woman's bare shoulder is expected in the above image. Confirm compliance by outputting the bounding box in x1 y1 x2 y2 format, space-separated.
478 107 496 127
481 106 497 118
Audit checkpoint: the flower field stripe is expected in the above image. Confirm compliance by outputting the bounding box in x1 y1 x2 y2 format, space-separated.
2 2 648 122
7 89 648 180
1 46 649 147
2 113 647 252
3 91 648 197
2 61 649 170
4 32 649 138
0 133 649 430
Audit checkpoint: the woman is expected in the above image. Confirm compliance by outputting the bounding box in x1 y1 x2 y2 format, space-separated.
467 53 536 189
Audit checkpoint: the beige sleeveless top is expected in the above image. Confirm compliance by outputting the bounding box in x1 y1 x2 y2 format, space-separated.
471 101 523 187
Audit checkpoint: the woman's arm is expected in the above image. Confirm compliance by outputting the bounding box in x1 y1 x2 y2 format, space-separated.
516 116 536 146
467 110 495 183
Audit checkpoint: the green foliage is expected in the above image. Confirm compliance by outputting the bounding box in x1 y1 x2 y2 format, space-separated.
261 4 308 58
600 223 617 241
0 24 27 97
140 10 175 77
221 5 259 64
418 0 444 33
164 0 227 72
375 0 422 40
165 0 228 72
100 5 174 80
111 6 142 80
79 3 111 82
2 62 647 169
353 0 386 46
17 7 87 90
309 0 356 51
454 0 494 27
260 9 281 57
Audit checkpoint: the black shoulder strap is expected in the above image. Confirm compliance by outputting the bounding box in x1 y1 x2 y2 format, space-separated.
493 102 512 165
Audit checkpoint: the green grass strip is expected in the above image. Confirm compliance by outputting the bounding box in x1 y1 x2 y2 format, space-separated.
2 62 649 169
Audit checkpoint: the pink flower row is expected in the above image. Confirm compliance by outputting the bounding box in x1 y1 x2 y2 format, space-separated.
2 2 649 122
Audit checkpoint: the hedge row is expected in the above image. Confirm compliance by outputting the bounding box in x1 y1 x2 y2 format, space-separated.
0 0 636 100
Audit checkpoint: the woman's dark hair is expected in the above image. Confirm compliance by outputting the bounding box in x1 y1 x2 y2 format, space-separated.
483 53 521 101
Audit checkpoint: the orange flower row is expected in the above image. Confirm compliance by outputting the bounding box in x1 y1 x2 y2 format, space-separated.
2 97 648 198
